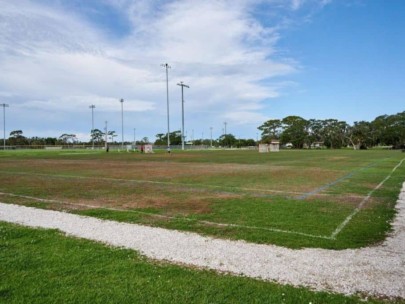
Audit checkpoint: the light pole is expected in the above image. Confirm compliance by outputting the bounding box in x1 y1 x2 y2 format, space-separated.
120 98 124 150
104 121 108 151
0 103 9 150
224 122 227 136
177 81 189 150
161 63 171 151
133 128 136 146
89 105 95 149
210 127 213 147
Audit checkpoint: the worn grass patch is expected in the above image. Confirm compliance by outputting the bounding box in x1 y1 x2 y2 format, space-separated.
0 149 404 249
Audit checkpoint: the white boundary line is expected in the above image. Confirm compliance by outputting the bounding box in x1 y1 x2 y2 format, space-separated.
330 157 405 239
0 170 365 199
0 192 332 240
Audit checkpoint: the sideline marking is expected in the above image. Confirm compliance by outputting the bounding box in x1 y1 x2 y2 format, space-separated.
296 160 386 200
0 192 332 240
330 158 405 239
0 170 366 200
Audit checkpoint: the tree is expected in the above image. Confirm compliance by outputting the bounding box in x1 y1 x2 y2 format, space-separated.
108 131 117 143
346 121 371 149
218 134 237 147
257 119 282 143
154 131 182 145
280 116 309 148
91 129 104 143
321 119 349 149
8 130 28 146
59 134 78 144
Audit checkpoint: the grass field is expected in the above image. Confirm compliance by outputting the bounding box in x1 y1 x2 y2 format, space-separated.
2 221 401 304
1 149 404 249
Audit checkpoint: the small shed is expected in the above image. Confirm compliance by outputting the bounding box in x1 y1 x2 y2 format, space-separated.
259 144 270 153
269 140 280 152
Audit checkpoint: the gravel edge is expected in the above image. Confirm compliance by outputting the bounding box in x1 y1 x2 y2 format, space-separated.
0 182 404 299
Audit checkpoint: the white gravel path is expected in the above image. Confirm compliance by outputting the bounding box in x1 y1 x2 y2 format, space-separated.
1 182 405 299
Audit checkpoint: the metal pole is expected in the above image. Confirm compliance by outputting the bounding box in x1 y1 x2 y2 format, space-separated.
210 127 213 147
120 98 124 150
177 81 189 151
89 105 95 149
104 121 108 151
0 104 9 150
224 122 227 136
161 63 171 151
133 128 136 145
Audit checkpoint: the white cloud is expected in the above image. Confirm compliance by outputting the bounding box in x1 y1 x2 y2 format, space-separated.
0 0 315 139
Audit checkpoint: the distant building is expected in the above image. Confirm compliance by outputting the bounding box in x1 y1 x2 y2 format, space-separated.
269 140 280 152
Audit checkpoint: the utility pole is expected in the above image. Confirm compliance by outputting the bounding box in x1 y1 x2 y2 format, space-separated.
210 127 213 147
104 121 108 151
0 103 9 150
177 81 189 150
89 105 95 149
161 63 171 151
120 98 124 150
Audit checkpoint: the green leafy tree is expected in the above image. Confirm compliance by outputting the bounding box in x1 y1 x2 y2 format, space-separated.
91 129 104 143
257 119 282 143
218 134 237 147
154 131 182 145
8 130 28 145
280 116 309 148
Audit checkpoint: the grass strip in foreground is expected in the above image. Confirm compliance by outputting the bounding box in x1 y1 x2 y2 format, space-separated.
1 222 400 304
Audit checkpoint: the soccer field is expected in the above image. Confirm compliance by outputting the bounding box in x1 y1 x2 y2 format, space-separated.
0 149 404 249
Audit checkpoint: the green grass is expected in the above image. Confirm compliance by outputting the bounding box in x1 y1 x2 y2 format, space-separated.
1 221 402 304
0 149 404 249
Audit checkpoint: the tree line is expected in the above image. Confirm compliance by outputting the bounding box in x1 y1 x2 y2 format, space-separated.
258 111 405 149
153 131 256 147
4 111 404 149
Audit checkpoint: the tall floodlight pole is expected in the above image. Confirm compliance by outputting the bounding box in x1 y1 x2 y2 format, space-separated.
104 121 108 151
224 122 227 136
120 98 124 150
89 105 95 149
177 81 189 150
133 128 136 145
210 127 213 147
0 103 9 150
161 63 171 151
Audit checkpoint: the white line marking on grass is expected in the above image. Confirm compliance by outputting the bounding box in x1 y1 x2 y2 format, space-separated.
0 191 332 240
59 152 102 155
297 160 388 200
0 171 377 200
0 170 309 197
331 158 405 239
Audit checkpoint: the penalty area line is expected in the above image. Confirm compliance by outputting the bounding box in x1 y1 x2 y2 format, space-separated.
330 158 405 239
0 192 332 240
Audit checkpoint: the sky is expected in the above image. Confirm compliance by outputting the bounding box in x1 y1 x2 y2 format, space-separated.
0 0 404 142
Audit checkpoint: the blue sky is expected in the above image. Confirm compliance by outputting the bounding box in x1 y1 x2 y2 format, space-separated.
0 0 404 142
